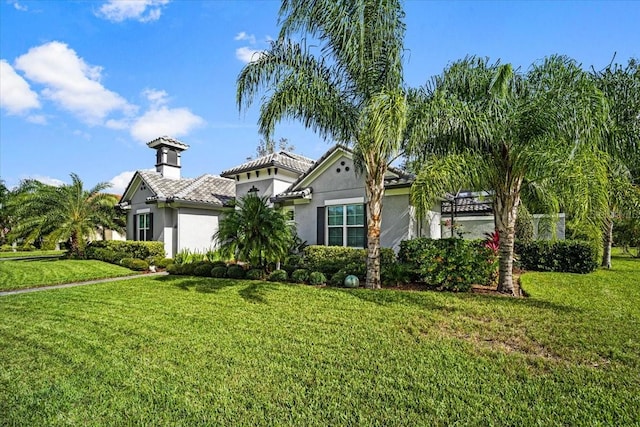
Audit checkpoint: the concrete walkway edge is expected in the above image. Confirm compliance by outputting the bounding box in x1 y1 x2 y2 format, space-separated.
0 272 168 297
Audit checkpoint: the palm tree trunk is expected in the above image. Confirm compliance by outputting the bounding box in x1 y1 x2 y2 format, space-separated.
494 185 521 296
601 213 613 269
365 172 385 290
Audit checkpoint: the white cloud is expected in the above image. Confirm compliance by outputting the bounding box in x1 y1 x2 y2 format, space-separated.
97 0 170 23
25 175 65 187
234 32 256 45
109 170 136 194
130 106 204 142
0 59 41 114
9 1 28 11
26 114 47 125
142 88 169 108
235 47 265 64
14 41 136 125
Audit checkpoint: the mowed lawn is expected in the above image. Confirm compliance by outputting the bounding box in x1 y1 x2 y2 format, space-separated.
0 256 638 425
0 259 136 291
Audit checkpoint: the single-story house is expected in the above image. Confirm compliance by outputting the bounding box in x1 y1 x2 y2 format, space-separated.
118 136 563 258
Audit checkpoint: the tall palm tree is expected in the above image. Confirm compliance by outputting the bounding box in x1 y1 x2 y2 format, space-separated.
407 56 609 295
236 0 407 289
591 58 640 268
8 173 122 257
214 193 294 269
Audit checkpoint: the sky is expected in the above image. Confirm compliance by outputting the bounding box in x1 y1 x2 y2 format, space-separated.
1 0 639 194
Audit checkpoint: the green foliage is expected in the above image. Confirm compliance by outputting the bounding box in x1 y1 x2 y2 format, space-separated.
119 258 149 271
515 205 535 243
291 269 310 284
330 271 348 287
399 238 497 291
515 240 599 273
166 263 181 275
210 266 228 278
86 241 164 261
215 193 294 268
226 265 246 279
210 260 227 269
173 248 225 265
193 262 215 277
381 263 413 287
153 257 174 269
6 174 125 257
302 246 395 278
268 269 288 282
246 269 265 280
308 271 327 286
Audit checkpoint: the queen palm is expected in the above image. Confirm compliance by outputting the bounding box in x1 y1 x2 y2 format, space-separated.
407 56 609 295
8 173 122 257
237 0 407 289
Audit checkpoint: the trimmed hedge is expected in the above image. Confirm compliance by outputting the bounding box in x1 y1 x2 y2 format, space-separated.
309 271 327 286
246 269 265 280
211 266 227 278
194 262 215 277
120 257 149 271
515 240 598 273
86 241 165 262
398 238 497 292
226 265 246 279
302 245 395 278
291 269 310 284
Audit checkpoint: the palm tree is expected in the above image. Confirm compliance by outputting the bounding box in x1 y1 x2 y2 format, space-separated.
236 0 407 289
407 56 609 295
213 193 294 269
591 58 640 268
8 173 122 257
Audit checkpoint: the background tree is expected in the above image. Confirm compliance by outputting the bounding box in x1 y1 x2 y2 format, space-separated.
7 173 123 257
591 58 640 267
407 56 608 295
214 193 294 269
237 0 408 289
254 137 295 158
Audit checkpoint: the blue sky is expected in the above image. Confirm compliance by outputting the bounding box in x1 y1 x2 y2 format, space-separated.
1 0 638 193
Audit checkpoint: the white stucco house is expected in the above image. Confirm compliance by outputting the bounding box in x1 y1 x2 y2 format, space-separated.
118 136 563 258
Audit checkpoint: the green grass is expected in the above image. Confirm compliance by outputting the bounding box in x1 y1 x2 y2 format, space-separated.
0 259 136 291
0 255 638 425
0 250 66 259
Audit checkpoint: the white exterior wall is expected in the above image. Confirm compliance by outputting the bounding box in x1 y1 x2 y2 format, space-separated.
176 208 221 255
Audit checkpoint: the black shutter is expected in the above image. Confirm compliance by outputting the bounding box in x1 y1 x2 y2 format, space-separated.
133 214 139 241
363 203 368 247
148 213 154 241
317 207 325 245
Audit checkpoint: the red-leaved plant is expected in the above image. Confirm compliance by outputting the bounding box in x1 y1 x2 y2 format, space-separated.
484 230 500 254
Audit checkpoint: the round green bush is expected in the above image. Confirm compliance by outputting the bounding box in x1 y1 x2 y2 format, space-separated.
211 266 227 278
211 261 227 269
166 263 182 275
194 262 214 277
291 269 310 283
268 269 288 282
330 271 348 287
226 265 246 279
309 271 327 285
153 257 173 268
121 258 149 271
246 269 265 280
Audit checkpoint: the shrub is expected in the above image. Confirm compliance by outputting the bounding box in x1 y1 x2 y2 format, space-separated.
268 269 288 282
330 271 348 287
120 257 149 271
0 244 13 252
246 269 265 280
291 269 310 283
153 257 173 268
515 240 598 273
86 241 164 261
381 263 412 287
515 205 535 243
210 266 227 278
90 248 127 264
166 263 181 275
211 260 227 269
309 271 327 286
226 265 246 279
194 262 214 277
398 238 497 292
302 245 395 278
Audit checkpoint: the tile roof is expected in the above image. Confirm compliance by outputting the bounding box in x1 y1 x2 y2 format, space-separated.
138 170 235 207
275 145 414 199
441 195 493 214
146 135 190 150
220 151 315 177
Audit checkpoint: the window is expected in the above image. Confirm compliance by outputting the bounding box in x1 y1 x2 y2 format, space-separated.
327 204 365 247
136 213 153 241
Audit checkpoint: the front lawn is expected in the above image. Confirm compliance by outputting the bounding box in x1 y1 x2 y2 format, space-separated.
0 250 66 259
0 259 136 291
0 255 638 425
